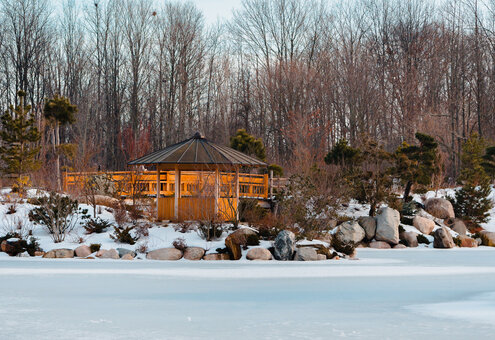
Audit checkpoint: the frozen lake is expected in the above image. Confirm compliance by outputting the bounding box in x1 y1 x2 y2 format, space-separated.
1 248 495 339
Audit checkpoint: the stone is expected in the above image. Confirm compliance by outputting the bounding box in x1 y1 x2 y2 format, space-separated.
369 241 392 249
246 247 272 261
457 235 478 248
183 247 205 260
54 249 74 258
317 254 327 261
402 231 419 248
117 248 136 258
433 227 455 248
273 230 296 261
74 245 91 258
121 253 134 260
225 228 258 260
42 250 56 258
34 251 45 257
451 219 467 236
335 221 366 244
294 247 318 261
375 207 400 245
480 231 495 247
425 198 455 219
147 248 183 260
413 216 435 235
357 216 377 240
0 240 15 255
393 244 407 249
225 237 242 260
203 253 230 261
98 248 119 259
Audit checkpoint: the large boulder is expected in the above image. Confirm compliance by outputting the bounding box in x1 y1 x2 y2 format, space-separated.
98 249 119 259
335 221 365 245
357 216 376 240
433 227 455 248
146 248 183 260
451 219 467 236
246 248 272 261
393 244 407 249
294 247 318 261
480 231 495 247
225 228 258 260
203 253 230 261
369 241 391 249
375 207 400 245
412 216 435 235
402 231 419 248
273 230 296 261
75 245 91 258
425 198 455 219
43 248 74 259
457 236 478 248
183 247 205 260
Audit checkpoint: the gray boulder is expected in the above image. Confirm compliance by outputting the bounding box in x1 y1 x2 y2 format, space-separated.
425 198 455 219
375 207 400 245
117 248 136 258
294 247 318 261
413 216 435 235
451 219 467 236
402 231 419 248
183 247 205 260
357 216 376 240
246 247 272 261
273 230 296 261
433 227 455 248
335 221 365 245
75 245 91 258
146 248 183 260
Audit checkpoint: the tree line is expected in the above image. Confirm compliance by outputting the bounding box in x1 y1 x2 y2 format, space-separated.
0 0 495 182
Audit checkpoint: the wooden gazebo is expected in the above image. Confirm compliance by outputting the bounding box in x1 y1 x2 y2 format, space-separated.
128 132 267 222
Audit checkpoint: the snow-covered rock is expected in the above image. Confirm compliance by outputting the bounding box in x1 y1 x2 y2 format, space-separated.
425 198 455 219
375 207 400 245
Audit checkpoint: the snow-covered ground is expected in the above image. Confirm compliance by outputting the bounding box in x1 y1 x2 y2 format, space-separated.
1 249 495 339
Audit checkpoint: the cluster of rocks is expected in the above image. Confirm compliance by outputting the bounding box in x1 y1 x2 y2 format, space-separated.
42 245 137 260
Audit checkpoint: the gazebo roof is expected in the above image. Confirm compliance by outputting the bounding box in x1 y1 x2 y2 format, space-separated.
128 132 267 167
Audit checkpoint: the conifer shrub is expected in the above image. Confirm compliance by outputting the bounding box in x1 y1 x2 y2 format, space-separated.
331 236 356 256
110 226 139 245
83 217 113 234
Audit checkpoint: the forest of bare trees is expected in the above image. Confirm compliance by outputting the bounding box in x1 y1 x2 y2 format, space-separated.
1 0 495 184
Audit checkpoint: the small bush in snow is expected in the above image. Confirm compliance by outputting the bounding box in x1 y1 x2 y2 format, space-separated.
6 203 16 215
197 220 224 241
172 237 187 252
112 202 128 227
110 226 139 245
89 243 101 253
174 221 195 233
83 217 113 234
28 192 88 243
134 222 151 238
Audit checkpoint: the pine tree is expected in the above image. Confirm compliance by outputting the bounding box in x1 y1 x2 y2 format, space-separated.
451 133 493 230
230 129 266 161
482 146 495 181
395 132 441 201
324 139 360 167
0 90 41 185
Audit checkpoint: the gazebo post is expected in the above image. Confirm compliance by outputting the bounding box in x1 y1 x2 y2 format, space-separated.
156 165 160 221
174 164 180 220
235 166 240 221
214 166 220 217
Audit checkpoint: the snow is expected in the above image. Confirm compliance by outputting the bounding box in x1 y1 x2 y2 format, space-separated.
1 249 495 339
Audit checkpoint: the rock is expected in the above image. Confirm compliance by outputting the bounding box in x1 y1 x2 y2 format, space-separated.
393 244 407 249
121 253 134 260
98 248 119 259
316 232 332 244
225 228 258 260
146 248 183 260
183 247 205 260
0 240 15 255
451 219 467 236
369 241 392 249
327 219 338 229
357 216 376 240
116 248 136 258
425 198 455 219
375 207 400 245
412 216 435 235
335 221 366 244
203 253 230 261
402 231 419 248
433 227 455 248
34 251 45 257
74 245 91 258
317 254 327 261
480 231 495 247
43 248 74 258
457 236 478 248
273 230 296 261
294 247 318 261
246 247 272 261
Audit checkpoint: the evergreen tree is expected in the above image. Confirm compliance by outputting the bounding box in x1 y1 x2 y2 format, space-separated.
482 146 495 181
450 133 493 230
395 132 441 202
230 129 266 161
0 90 41 183
44 94 78 190
324 139 360 168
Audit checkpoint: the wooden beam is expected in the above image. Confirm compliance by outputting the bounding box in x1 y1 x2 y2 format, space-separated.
174 165 180 220
156 165 161 221
214 166 220 216
235 167 240 221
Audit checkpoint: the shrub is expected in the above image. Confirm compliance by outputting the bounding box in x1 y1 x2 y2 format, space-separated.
246 233 260 246
0 233 41 256
401 201 419 216
112 202 128 227
28 192 88 243
172 237 187 252
331 237 356 256
239 199 267 226
174 221 195 233
453 236 462 247
197 220 224 241
83 217 113 234
110 226 139 245
6 204 16 215
136 242 148 254
416 234 430 244
134 222 151 238
90 243 101 253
